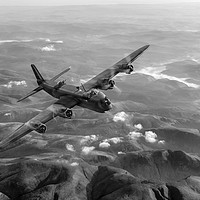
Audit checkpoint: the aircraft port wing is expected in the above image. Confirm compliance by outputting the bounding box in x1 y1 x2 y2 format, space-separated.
0 101 77 151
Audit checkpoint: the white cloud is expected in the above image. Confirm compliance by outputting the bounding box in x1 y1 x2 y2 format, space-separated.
70 162 79 166
158 140 165 145
99 137 123 148
41 45 56 51
54 40 63 44
144 131 157 143
4 113 12 117
0 39 33 44
128 131 143 140
66 144 75 152
118 151 125 155
99 141 110 148
2 80 27 88
134 124 143 130
107 137 123 144
137 66 199 89
80 135 98 145
113 111 129 122
128 130 165 145
39 38 64 44
81 146 95 154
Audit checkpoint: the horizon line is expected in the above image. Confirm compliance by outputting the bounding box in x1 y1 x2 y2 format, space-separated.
0 2 200 7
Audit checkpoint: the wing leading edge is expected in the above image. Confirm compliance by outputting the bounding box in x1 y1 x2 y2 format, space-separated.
82 45 150 91
0 100 77 151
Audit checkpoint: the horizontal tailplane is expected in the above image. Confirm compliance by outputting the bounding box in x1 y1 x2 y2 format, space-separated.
17 86 43 102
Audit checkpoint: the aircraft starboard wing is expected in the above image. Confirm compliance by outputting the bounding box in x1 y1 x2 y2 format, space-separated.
82 45 149 91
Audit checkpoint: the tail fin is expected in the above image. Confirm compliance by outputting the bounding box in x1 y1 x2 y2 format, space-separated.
17 65 71 102
17 64 44 102
31 64 45 85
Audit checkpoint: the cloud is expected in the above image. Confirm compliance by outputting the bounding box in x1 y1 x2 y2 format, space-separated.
99 137 123 148
41 45 56 51
137 66 199 88
66 144 75 152
39 38 63 44
81 146 95 154
2 80 27 88
144 131 157 143
70 162 79 166
107 137 123 144
113 111 129 122
118 151 125 155
134 124 143 130
99 141 110 148
158 140 165 145
128 130 165 145
4 113 12 117
128 131 143 140
54 40 63 44
0 39 33 44
80 135 98 145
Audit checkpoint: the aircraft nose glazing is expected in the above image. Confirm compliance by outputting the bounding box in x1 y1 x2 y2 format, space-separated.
104 97 111 105
103 97 112 110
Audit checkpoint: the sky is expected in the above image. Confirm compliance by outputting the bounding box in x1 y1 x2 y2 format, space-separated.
0 0 200 6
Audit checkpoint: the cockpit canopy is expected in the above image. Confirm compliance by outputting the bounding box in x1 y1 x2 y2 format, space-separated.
83 89 99 99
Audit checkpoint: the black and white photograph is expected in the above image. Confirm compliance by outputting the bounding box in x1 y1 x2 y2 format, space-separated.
0 0 200 199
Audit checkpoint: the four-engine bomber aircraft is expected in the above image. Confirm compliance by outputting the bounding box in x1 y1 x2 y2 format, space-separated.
0 45 149 150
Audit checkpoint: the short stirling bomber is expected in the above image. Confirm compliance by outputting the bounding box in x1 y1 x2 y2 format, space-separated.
0 45 149 150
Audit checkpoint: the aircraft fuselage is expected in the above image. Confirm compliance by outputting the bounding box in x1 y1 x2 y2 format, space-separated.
41 81 112 113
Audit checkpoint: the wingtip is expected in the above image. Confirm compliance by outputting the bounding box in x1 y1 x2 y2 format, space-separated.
139 44 150 53
17 98 23 103
144 44 150 49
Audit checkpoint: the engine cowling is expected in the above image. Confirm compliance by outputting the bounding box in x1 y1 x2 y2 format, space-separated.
98 79 115 90
36 124 47 134
29 120 47 134
108 79 115 89
121 64 134 74
126 64 134 74
57 108 73 119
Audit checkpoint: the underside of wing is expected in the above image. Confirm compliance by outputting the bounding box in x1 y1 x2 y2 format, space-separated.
0 100 77 151
82 45 149 91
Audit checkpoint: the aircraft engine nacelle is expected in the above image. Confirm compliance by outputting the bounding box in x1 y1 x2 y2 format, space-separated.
99 79 115 90
126 64 134 74
57 108 73 119
29 120 47 134
121 64 134 74
108 79 115 89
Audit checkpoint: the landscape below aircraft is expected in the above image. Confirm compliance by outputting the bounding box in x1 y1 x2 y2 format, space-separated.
0 45 149 150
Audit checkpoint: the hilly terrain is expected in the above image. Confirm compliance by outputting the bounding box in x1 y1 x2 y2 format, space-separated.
0 3 200 199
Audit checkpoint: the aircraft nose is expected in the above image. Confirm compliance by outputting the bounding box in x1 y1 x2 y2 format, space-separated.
104 97 112 110
107 103 112 110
